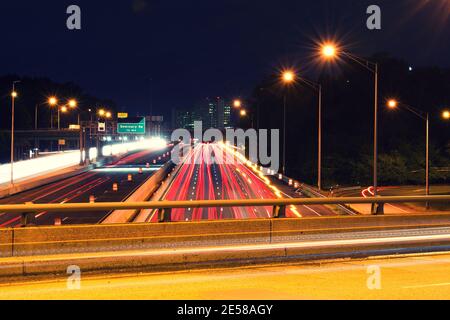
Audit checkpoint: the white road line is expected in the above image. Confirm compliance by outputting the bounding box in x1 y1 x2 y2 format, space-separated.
403 282 450 289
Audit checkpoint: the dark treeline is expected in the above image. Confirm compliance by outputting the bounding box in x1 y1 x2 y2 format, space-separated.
0 75 117 162
248 54 450 188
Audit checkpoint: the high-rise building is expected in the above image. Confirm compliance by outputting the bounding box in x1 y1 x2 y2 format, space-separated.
172 97 234 131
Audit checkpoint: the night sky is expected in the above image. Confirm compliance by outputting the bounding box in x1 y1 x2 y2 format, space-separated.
1 0 449 117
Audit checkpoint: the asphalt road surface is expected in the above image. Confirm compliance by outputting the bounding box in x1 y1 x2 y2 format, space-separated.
152 143 337 222
0 147 170 227
2 252 450 299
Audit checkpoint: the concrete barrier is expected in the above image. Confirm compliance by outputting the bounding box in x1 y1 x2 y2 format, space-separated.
0 164 93 199
271 214 450 240
102 161 176 224
0 229 13 258
10 219 272 257
4 213 450 258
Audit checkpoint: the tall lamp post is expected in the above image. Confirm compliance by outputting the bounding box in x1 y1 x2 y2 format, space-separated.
386 100 449 209
35 96 58 130
320 43 380 198
297 76 323 191
281 70 296 175
10 80 20 187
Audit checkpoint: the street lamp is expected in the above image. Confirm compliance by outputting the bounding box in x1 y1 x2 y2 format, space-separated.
10 80 20 187
240 109 247 117
233 100 242 108
387 99 398 109
282 71 295 83
320 42 380 200
386 99 432 208
296 75 323 190
68 99 77 108
443 110 450 120
280 70 296 175
98 109 112 135
35 96 58 130
321 44 337 59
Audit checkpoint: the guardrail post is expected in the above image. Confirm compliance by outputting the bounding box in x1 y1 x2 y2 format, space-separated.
158 208 172 222
273 205 286 218
371 200 385 215
20 212 36 227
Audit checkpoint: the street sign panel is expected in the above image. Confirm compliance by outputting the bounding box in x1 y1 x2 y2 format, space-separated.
118 112 128 119
98 122 106 132
117 117 146 134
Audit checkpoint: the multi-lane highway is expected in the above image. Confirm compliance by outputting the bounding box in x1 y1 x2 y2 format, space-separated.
149 143 337 222
0 147 170 227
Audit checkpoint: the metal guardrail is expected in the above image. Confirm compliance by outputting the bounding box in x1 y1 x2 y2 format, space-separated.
0 195 449 225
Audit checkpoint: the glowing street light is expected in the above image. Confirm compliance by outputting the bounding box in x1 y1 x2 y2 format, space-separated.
233 100 242 108
443 110 450 120
35 96 59 130
60 106 68 113
105 111 112 119
282 70 296 84
48 96 58 106
319 41 380 202
11 91 18 98
98 109 106 117
240 109 247 117
68 99 78 108
387 99 398 109
321 43 337 59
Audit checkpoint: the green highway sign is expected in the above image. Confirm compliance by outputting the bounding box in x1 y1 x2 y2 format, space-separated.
117 117 146 134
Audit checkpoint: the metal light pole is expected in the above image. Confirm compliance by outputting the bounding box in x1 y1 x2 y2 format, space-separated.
387 100 430 209
281 71 295 176
10 80 20 187
321 45 379 199
318 85 323 191
57 108 61 130
35 104 38 130
342 53 379 197
297 76 323 191
425 112 430 209
373 63 379 197
282 94 287 175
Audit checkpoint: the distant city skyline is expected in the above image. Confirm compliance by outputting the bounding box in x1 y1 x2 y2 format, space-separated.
1 0 449 118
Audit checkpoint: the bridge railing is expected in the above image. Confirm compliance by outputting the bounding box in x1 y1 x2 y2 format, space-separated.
0 195 449 226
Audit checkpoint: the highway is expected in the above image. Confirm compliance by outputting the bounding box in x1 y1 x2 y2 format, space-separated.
2 252 450 299
149 143 337 222
0 147 171 227
335 185 450 214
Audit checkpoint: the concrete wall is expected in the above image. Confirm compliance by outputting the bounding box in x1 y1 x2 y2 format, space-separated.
2 213 450 258
0 229 12 257
102 161 175 224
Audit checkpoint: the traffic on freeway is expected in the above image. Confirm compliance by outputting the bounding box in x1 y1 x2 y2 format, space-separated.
0 146 171 227
148 143 338 222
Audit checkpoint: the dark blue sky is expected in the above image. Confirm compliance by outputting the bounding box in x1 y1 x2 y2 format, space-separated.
1 0 449 116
